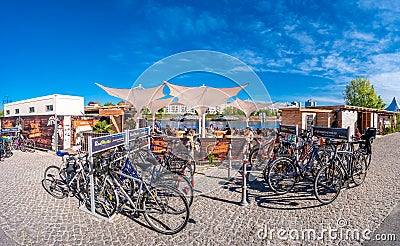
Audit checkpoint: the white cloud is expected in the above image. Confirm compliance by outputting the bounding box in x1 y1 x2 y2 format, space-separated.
370 71 400 102
344 31 375 41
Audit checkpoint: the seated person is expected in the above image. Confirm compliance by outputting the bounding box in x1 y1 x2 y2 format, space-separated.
354 128 361 140
245 127 256 150
207 124 215 137
223 124 232 138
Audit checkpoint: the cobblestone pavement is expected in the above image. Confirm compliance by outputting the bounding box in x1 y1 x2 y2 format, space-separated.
0 133 399 245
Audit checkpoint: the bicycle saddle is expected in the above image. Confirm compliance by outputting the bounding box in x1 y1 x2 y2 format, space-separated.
56 149 78 157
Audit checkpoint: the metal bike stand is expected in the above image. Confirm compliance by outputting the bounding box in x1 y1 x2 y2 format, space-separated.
79 135 117 222
227 143 233 180
239 159 249 206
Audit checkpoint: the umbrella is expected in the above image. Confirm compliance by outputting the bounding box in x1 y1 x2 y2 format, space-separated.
228 98 275 126
165 81 247 137
95 83 166 128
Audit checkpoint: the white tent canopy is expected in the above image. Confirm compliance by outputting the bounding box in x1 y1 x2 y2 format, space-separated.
95 82 166 128
165 81 247 137
228 98 275 126
147 97 174 132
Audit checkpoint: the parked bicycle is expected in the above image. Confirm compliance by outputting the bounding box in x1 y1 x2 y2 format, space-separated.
313 136 371 204
265 133 331 194
0 136 13 160
42 147 90 201
150 137 196 184
88 148 190 234
10 132 35 152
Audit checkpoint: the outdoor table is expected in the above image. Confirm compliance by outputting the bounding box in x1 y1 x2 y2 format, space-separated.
214 130 227 138
175 131 186 138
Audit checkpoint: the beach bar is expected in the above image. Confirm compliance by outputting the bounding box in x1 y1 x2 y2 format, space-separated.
280 105 396 135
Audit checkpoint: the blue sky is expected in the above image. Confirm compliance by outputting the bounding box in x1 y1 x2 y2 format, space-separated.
1 0 399 107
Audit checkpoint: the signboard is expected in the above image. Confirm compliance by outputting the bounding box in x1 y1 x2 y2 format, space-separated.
312 126 349 141
1 127 20 133
91 133 126 154
127 127 149 142
279 124 298 135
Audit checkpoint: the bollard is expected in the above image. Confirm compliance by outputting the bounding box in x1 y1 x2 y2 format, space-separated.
228 143 232 180
239 159 249 206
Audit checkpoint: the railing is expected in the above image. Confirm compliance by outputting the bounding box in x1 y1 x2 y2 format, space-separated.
80 132 110 152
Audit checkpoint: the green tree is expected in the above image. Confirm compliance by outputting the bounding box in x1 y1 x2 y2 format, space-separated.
103 102 115 106
92 120 114 133
344 77 385 109
0 109 3 116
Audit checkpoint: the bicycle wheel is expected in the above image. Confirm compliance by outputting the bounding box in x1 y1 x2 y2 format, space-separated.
42 166 68 199
314 162 343 204
175 152 196 175
365 152 372 169
249 147 267 169
85 175 118 218
308 149 331 178
24 139 35 152
142 184 189 235
168 153 195 185
352 153 367 186
267 158 296 194
155 173 194 207
20 142 26 152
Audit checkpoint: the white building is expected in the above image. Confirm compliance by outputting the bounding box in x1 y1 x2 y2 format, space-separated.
2 94 84 151
4 94 84 117
164 102 196 114
164 102 227 115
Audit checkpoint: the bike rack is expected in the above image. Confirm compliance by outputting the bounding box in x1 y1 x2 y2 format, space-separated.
239 124 298 206
80 127 150 221
311 126 350 141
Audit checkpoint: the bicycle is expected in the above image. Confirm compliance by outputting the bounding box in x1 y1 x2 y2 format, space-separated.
265 135 331 194
313 138 369 204
42 147 89 202
112 144 194 208
0 137 13 160
10 133 35 152
249 131 296 170
89 149 190 234
150 137 196 184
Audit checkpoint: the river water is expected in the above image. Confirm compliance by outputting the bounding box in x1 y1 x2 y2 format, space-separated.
158 119 279 131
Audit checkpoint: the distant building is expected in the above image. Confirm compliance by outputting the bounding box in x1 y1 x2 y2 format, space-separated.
290 101 301 107
4 94 84 117
305 99 317 107
163 102 196 114
280 105 395 136
2 94 84 151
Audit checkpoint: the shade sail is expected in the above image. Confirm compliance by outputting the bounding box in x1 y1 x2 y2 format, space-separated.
96 83 166 127
146 97 174 132
165 81 247 136
96 83 165 113
227 98 275 126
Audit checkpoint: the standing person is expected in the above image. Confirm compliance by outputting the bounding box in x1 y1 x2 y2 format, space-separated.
245 127 254 142
224 124 231 136
331 118 339 128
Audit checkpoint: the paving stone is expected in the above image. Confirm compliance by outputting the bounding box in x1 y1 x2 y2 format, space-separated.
0 133 399 245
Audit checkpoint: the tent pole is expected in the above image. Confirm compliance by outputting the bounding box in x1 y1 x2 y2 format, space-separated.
198 116 202 136
152 113 155 134
202 113 206 138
